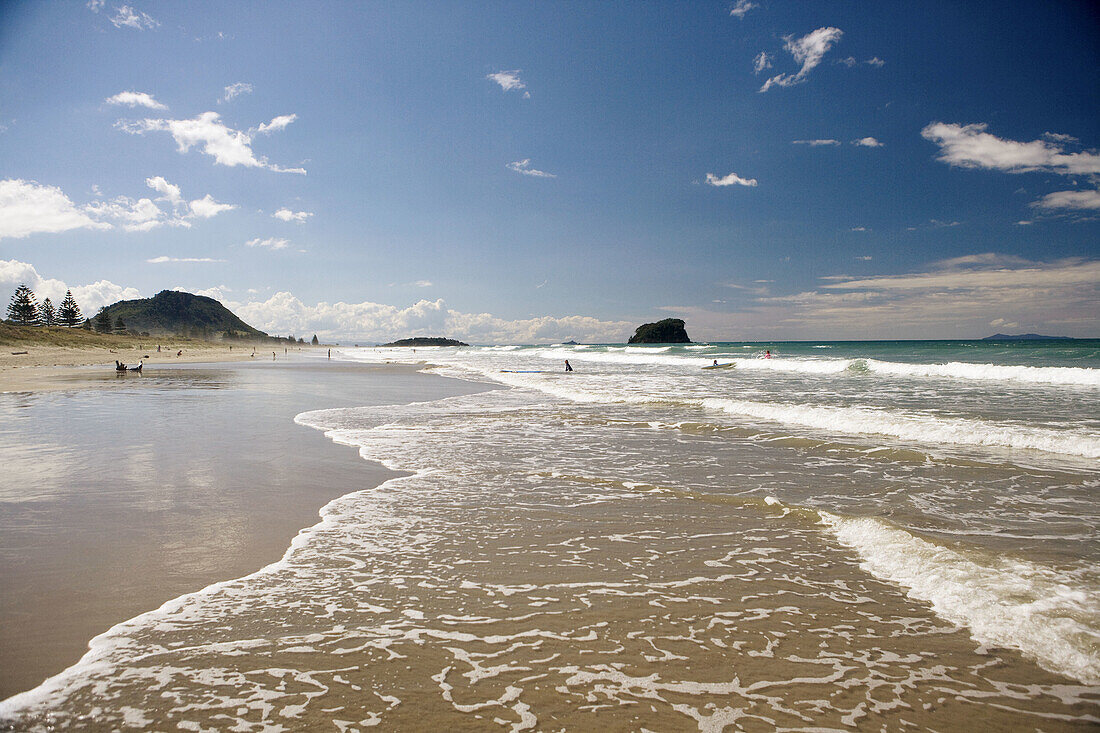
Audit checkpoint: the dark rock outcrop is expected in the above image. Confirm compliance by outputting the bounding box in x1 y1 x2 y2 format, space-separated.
628 319 691 344
381 337 469 347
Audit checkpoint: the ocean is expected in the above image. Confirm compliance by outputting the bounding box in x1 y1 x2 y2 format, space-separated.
1 340 1098 730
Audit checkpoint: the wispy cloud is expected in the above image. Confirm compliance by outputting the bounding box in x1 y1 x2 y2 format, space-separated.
110 4 158 30
117 111 306 174
752 51 772 74
705 171 758 187
792 138 840 146
852 136 884 147
759 27 843 92
729 0 757 19
507 159 556 178
246 237 290 250
1033 189 1100 210
222 82 253 103
147 256 226 264
487 70 530 98
273 208 313 223
105 91 167 110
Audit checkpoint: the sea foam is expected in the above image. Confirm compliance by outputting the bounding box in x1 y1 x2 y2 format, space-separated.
821 513 1100 685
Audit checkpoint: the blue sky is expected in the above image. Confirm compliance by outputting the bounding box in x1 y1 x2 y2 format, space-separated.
1 1 1097 341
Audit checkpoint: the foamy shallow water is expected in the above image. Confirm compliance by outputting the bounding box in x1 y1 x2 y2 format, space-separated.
2 342 1098 730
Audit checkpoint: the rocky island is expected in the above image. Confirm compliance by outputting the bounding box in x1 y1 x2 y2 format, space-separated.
381 337 469 347
627 318 691 344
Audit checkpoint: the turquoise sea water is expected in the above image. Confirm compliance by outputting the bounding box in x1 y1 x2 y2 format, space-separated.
2 340 1097 730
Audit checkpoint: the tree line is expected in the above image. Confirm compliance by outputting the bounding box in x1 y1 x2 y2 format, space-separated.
5 283 130 334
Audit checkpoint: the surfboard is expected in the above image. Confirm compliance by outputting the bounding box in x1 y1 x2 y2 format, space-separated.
702 363 736 370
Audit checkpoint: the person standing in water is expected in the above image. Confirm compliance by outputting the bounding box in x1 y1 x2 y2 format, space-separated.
565 360 573 372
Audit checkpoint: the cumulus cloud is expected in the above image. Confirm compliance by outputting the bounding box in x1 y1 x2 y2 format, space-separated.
230 292 633 344
105 91 167 110
0 258 139 315
705 171 758 187
729 0 757 19
273 208 313 223
921 122 1100 175
852 136 884 147
147 256 226 264
792 139 840 146
222 82 253 103
759 27 843 92
0 179 110 239
507 159 556 178
145 175 183 206
246 237 289 250
117 111 305 174
110 4 158 30
189 194 236 218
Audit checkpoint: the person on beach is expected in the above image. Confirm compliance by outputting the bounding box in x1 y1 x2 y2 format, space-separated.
565 360 573 372
327 349 331 359
177 350 182 357
764 350 772 358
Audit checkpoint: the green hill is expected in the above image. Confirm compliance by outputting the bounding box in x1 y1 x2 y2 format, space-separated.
102 290 268 340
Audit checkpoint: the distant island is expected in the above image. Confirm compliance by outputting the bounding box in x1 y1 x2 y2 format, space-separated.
381 337 469 347
982 333 1075 341
628 318 691 344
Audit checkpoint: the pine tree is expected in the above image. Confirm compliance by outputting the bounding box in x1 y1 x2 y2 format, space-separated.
39 297 56 326
6 284 40 326
94 307 112 333
311 334 319 345
114 316 126 334
58 290 83 327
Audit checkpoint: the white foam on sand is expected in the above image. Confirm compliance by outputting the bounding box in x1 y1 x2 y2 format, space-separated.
820 513 1100 685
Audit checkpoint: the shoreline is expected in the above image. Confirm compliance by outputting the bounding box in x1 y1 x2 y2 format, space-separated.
0 357 493 700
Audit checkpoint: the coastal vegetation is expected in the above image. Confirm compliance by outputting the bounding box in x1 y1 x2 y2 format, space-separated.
628 318 691 344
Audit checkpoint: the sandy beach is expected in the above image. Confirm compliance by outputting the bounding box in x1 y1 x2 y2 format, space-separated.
0 354 493 699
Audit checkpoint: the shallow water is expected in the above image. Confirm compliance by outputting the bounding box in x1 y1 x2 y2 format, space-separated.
1 342 1098 730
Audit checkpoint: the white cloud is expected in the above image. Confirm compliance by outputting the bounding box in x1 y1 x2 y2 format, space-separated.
1043 131 1079 144
117 111 306 174
147 256 226 264
851 226 868 232
866 57 885 67
246 237 289 250
792 139 840 146
507 159 556 178
145 175 182 205
222 82 253 103
921 122 1100 175
0 179 110 239
110 4 158 30
273 208 313 223
230 292 633 344
852 136 884 147
84 195 166 231
413 280 432 288
729 0 757 19
752 51 772 74
105 91 167 110
189 194 236 218
837 56 858 68
86 0 105 12
253 114 297 136
855 255 873 260
705 171 758 187
487 70 527 93
0 259 139 315
759 27 843 92
1032 189 1100 210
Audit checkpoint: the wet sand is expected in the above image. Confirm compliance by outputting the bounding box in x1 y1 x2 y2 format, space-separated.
0 358 493 699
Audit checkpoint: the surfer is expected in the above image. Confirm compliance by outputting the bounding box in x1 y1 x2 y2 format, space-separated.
764 350 772 359
713 359 719 366
565 360 573 372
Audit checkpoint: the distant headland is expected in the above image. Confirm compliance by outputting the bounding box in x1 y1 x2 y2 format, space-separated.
982 333 1075 341
381 337 469 347
628 319 691 344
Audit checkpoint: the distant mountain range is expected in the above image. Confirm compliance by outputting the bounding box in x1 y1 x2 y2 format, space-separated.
103 290 268 339
982 333 1074 341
